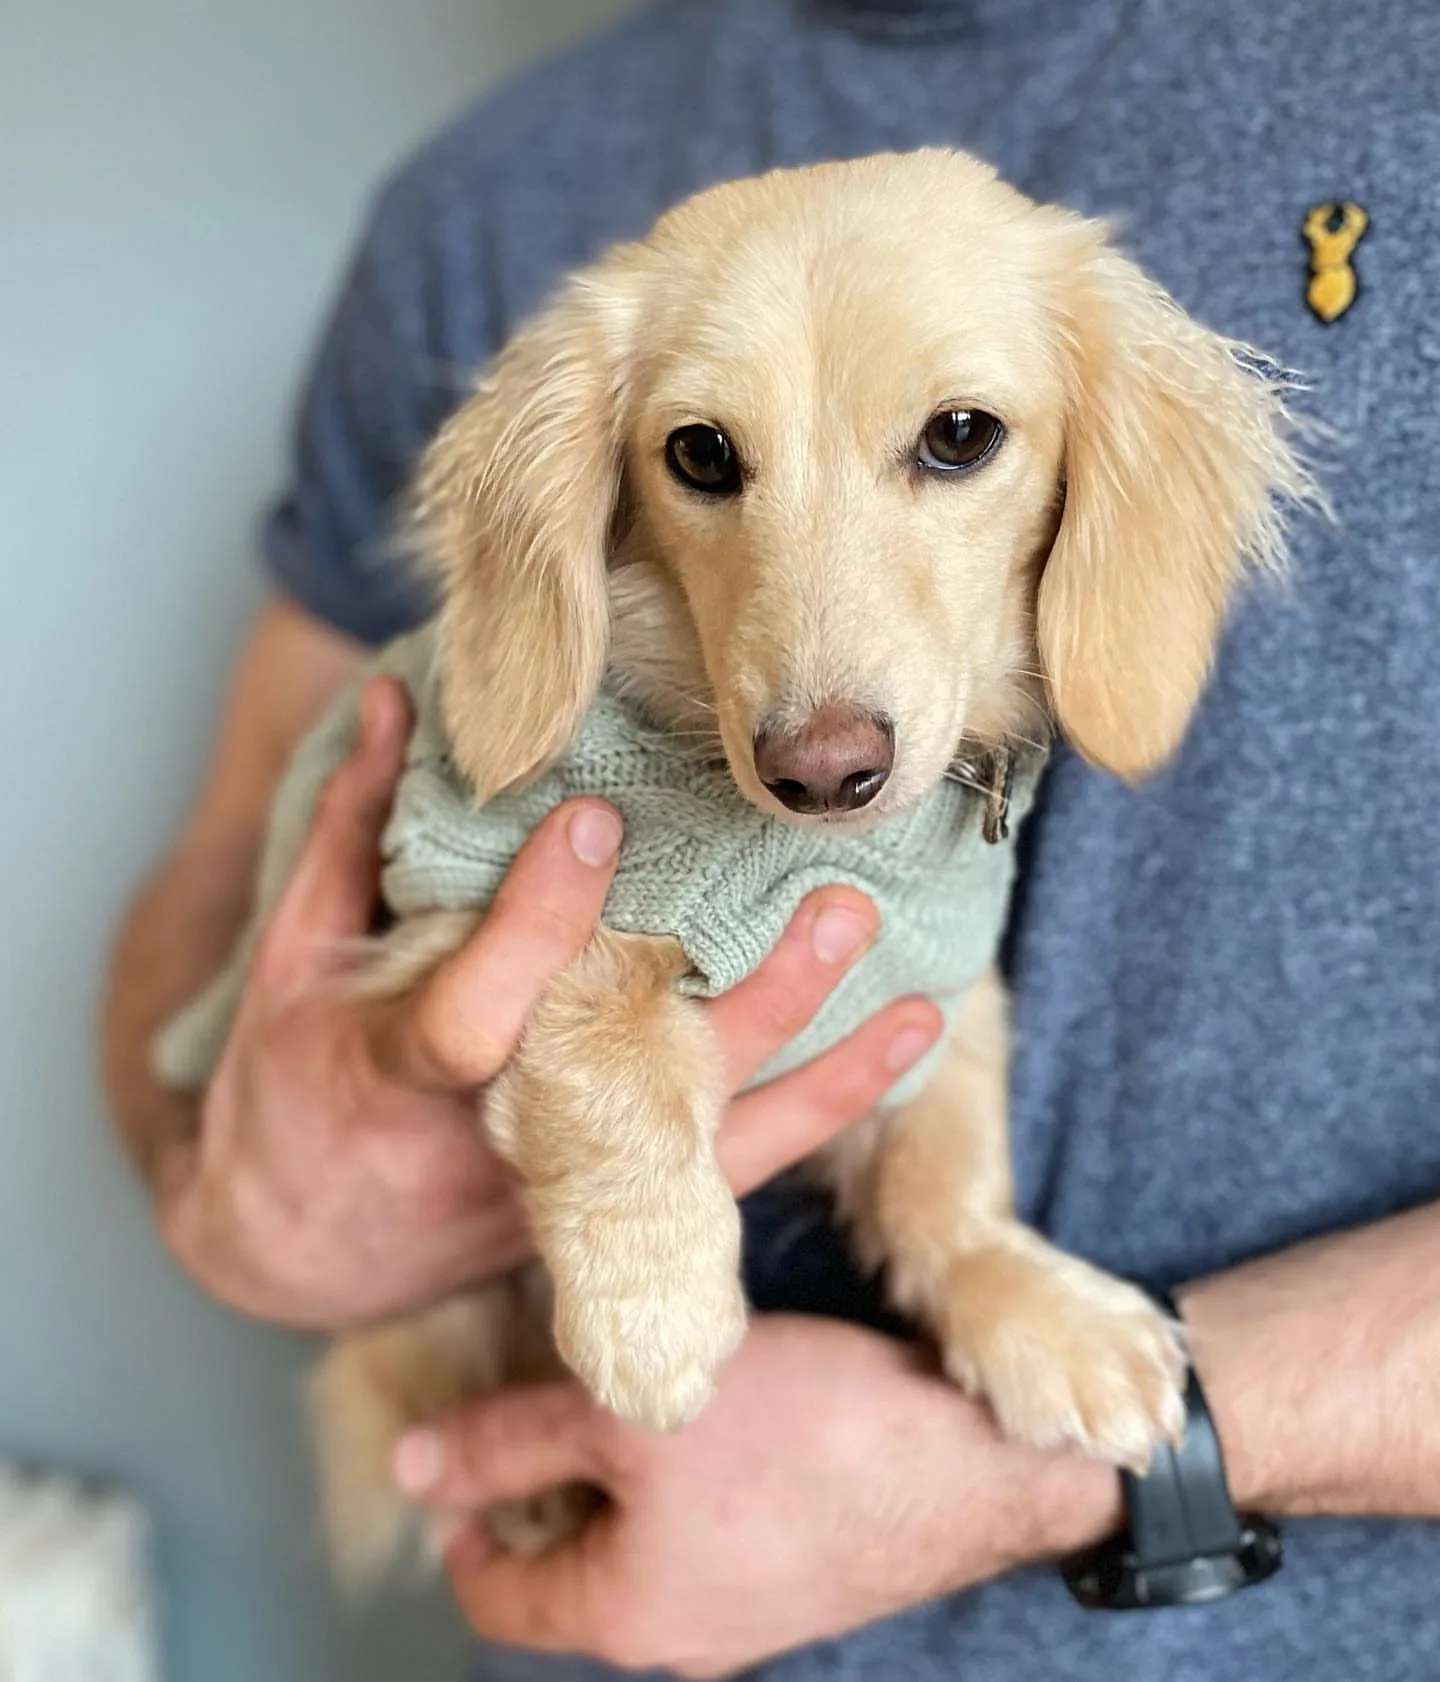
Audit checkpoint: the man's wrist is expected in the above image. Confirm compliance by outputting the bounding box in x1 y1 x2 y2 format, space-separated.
1024 1279 1272 1579
1175 1261 1342 1519
1173 1272 1294 1516
1020 1438 1125 1564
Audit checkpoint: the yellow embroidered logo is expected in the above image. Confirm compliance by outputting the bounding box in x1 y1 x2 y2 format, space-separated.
1302 201 1368 324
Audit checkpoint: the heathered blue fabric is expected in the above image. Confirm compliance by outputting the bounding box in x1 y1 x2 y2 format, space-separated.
261 2 1440 1678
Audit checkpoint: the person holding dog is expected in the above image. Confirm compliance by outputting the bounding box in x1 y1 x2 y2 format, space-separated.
103 1 1440 1679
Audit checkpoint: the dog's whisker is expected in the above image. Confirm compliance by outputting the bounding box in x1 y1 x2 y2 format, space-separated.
953 723 1050 757
671 691 719 714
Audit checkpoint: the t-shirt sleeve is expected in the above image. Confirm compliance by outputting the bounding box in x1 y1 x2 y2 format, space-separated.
260 169 489 646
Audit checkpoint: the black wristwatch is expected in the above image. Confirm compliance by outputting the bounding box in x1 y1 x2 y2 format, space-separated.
1062 1291 1283 1610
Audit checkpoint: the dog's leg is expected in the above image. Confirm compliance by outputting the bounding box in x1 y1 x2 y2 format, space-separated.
820 968 1185 1471
313 911 597 1586
485 927 746 1433
314 913 743 1584
313 1267 598 1588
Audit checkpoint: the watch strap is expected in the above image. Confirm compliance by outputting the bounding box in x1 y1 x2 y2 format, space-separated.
1062 1290 1283 1610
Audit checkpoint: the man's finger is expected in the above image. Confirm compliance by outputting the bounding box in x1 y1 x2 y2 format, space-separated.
374 799 623 1088
259 677 411 982
392 1380 610 1509
444 1522 599 1655
706 888 880 1091
717 997 944 1194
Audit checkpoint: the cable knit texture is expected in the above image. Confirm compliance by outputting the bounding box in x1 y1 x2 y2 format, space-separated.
153 623 1041 1098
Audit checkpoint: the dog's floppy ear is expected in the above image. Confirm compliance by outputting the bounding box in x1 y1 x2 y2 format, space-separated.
1037 233 1313 781
414 251 644 797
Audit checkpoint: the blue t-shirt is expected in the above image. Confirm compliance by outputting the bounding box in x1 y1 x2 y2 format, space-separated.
263 2 1440 1677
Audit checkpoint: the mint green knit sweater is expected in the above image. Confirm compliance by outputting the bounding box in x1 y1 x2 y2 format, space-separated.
154 624 1042 1104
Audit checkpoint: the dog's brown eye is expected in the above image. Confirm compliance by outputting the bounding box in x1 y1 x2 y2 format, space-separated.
917 408 1004 473
665 424 741 496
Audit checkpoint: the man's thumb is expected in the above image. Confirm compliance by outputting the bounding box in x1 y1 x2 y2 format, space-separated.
393 1382 609 1509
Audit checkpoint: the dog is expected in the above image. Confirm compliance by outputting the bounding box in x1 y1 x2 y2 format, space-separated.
156 148 1312 1584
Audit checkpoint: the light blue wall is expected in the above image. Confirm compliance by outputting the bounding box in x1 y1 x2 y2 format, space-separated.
0 2 634 1678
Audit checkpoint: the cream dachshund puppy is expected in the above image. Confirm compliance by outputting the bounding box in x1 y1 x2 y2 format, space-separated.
156 149 1311 1583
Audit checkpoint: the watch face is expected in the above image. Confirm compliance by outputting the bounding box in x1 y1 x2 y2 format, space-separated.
1063 1521 1284 1612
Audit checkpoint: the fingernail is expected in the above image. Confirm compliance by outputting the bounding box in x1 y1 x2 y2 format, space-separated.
811 904 874 965
886 1024 937 1074
393 1428 444 1495
568 806 623 868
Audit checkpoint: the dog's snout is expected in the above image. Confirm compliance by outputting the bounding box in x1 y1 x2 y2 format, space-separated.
753 706 894 816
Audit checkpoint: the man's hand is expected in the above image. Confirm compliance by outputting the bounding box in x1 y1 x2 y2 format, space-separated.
397 1316 1119 1678
391 1198 1440 1677
157 677 942 1331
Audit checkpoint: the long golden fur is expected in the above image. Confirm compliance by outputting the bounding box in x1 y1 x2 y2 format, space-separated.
312 150 1313 1583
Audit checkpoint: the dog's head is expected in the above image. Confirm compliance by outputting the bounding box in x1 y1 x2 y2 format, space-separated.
418 150 1310 824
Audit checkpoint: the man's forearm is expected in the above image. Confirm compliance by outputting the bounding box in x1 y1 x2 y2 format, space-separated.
1010 1202 1440 1576
1181 1199 1440 1520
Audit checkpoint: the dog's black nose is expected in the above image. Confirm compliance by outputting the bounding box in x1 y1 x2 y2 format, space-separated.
753 706 894 816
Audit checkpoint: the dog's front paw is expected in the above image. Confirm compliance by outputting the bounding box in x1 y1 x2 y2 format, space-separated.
936 1236 1186 1472
549 1189 747 1432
